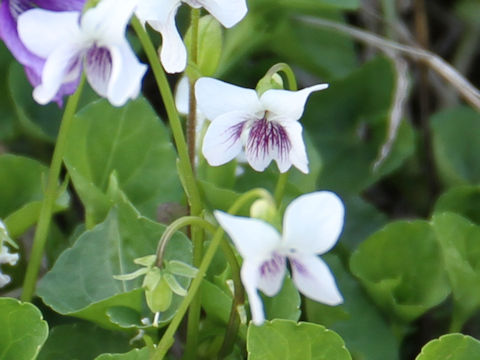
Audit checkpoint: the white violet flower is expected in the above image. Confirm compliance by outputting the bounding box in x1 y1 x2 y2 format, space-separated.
0 221 19 288
17 0 147 106
195 77 328 173
215 191 344 325
135 0 247 73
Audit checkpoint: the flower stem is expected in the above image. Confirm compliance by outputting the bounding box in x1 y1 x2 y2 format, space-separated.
131 17 202 218
155 216 215 268
184 8 203 359
21 76 86 302
152 189 273 360
270 63 297 205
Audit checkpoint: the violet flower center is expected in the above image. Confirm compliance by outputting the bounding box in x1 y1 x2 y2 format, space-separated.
247 116 291 161
9 0 33 20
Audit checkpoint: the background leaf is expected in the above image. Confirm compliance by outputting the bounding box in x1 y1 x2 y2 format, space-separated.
247 319 352 359
350 220 450 322
64 97 182 223
37 323 131 360
37 197 192 329
0 298 48 360
416 333 480 360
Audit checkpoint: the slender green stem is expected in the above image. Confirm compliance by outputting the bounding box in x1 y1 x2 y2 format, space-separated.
265 63 298 91
152 189 273 360
449 303 470 333
155 216 215 268
132 17 202 217
184 9 203 360
218 240 244 359
274 173 289 206
268 63 296 205
21 77 86 302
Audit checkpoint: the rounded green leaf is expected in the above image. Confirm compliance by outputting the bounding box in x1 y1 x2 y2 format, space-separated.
431 213 480 321
433 185 480 225
0 298 48 360
416 333 480 360
247 319 352 359
95 347 150 360
350 220 450 322
432 106 480 185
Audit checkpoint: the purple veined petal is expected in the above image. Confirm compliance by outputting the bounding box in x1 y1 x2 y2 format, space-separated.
214 210 281 261
0 1 44 71
256 252 287 297
195 77 262 120
85 44 113 98
245 117 292 172
241 260 266 326
289 254 343 306
106 40 147 106
202 111 248 166
260 84 329 122
33 45 83 105
282 191 344 255
196 0 248 28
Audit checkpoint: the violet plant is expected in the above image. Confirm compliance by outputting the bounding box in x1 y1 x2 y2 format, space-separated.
1 0 480 359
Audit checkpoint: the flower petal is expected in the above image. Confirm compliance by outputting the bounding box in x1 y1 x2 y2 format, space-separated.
260 84 328 121
198 0 247 28
175 76 190 115
81 0 138 43
137 0 185 73
35 0 85 11
245 118 290 172
33 45 82 104
195 77 262 121
256 253 286 296
0 1 44 71
202 111 248 166
282 121 309 174
17 9 81 58
241 260 266 326
214 210 281 260
106 41 147 106
85 45 113 98
282 191 344 254
290 254 343 305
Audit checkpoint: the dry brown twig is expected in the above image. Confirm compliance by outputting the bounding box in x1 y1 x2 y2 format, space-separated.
297 16 480 111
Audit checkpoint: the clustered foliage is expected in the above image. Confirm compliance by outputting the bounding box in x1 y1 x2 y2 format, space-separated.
1 0 480 359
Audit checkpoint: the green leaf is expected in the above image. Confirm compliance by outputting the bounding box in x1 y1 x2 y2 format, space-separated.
350 220 450 322
306 255 399 360
64 97 182 223
37 197 192 329
304 57 415 194
0 298 48 360
185 15 223 77
0 154 69 238
431 106 480 185
247 319 352 359
270 11 358 80
263 275 301 322
431 212 480 321
37 323 130 360
433 185 480 225
416 333 480 360
95 347 151 360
